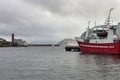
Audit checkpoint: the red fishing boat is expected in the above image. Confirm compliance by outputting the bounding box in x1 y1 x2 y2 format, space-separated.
76 8 120 54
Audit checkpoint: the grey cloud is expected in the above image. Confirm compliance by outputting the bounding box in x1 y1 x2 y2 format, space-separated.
0 0 120 44
26 0 65 13
26 0 119 17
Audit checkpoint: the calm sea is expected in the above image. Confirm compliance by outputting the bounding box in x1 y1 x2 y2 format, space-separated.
0 46 120 80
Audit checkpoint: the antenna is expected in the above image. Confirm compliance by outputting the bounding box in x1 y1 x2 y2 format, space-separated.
88 20 91 29
105 8 114 25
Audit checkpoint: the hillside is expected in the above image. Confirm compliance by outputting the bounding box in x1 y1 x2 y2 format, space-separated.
58 38 77 46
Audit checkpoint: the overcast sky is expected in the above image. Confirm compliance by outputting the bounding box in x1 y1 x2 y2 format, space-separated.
0 0 120 44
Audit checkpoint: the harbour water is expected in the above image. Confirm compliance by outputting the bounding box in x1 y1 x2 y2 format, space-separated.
0 46 120 80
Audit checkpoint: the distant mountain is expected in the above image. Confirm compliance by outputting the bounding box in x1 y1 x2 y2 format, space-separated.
58 38 76 46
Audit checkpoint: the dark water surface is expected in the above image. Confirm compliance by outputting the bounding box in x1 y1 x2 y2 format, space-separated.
0 46 120 80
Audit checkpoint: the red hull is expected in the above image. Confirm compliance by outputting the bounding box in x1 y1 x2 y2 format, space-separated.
77 41 120 54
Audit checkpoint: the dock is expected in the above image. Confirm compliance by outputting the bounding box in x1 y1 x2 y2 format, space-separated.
65 46 80 52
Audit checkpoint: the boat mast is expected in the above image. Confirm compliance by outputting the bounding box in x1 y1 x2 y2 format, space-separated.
88 21 90 29
85 21 91 42
105 8 114 26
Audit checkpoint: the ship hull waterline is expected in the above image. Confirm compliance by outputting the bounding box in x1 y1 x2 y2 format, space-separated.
77 41 120 54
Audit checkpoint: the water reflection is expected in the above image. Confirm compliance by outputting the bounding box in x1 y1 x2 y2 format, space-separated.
79 53 120 79
80 53 120 65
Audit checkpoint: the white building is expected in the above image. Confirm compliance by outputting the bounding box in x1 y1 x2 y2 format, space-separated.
14 39 28 47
